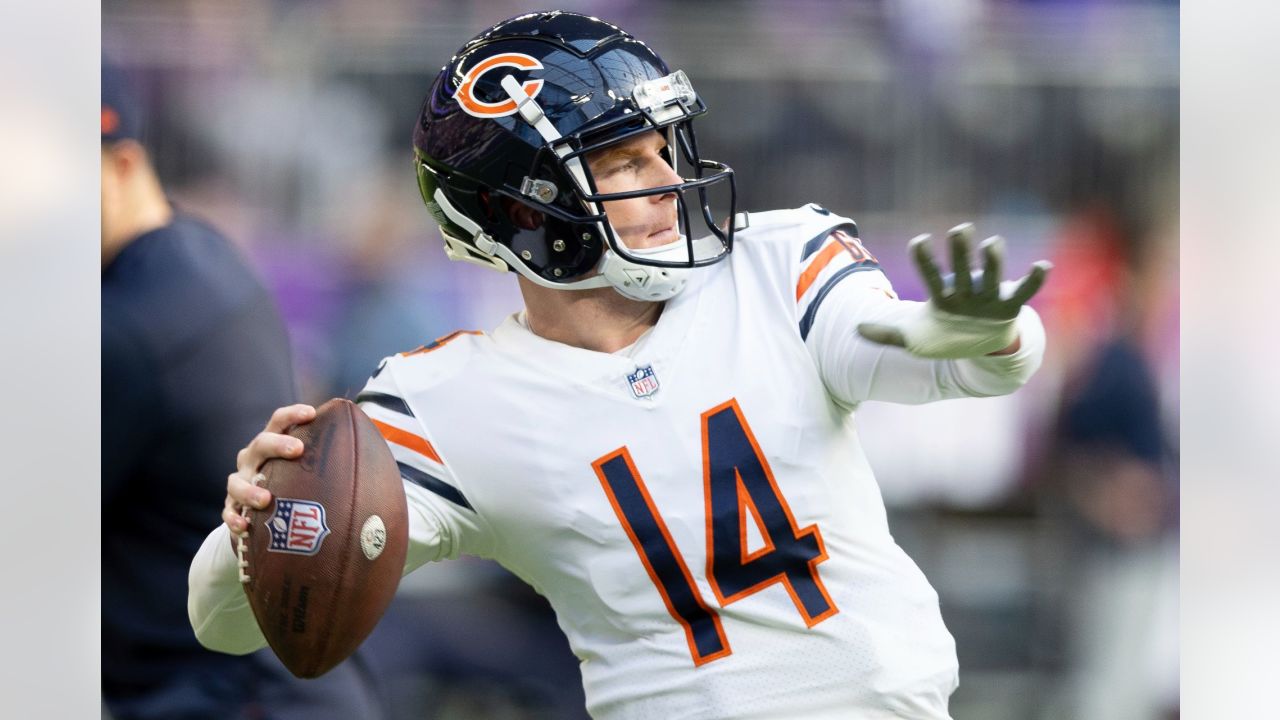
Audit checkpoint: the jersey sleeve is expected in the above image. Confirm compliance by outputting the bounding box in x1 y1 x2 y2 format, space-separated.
794 224 896 342
748 205 1045 406
806 289 1046 406
734 204 891 337
356 359 497 574
188 523 268 654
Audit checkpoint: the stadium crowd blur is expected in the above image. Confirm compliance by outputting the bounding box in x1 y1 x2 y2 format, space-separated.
104 1 1178 718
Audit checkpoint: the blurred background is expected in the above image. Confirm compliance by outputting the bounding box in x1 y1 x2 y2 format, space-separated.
102 1 1178 718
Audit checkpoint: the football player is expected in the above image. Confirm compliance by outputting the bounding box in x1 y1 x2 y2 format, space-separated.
190 11 1049 719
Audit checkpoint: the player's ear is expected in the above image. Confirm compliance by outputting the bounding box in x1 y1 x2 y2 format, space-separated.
500 196 545 231
103 139 149 179
478 190 544 232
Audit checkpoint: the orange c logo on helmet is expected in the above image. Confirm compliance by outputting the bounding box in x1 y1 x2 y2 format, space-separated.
453 53 545 119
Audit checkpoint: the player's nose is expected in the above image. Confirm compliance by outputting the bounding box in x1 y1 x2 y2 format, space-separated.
657 159 682 187
649 164 682 203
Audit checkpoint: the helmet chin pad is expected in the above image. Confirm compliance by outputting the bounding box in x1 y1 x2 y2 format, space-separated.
571 231 729 302
598 247 690 302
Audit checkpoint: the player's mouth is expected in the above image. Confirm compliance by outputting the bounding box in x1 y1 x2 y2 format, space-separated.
645 224 679 245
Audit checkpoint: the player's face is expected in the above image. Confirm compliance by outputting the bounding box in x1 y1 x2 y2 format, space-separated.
586 131 683 251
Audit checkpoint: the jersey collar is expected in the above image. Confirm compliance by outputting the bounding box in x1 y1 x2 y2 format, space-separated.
492 269 706 396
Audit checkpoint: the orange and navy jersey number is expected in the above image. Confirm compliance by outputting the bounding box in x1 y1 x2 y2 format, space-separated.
593 399 837 666
595 449 731 666
702 400 837 625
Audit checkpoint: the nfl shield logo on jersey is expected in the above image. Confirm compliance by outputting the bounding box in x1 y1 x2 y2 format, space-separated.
628 365 660 399
265 499 331 556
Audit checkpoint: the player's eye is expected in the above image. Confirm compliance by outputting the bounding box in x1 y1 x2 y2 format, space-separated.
598 158 638 178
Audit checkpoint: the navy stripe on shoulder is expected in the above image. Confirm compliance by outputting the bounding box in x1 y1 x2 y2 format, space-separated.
798 263 882 341
800 222 859 262
399 461 474 512
356 391 414 417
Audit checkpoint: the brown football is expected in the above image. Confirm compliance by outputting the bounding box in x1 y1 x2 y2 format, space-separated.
238 398 407 678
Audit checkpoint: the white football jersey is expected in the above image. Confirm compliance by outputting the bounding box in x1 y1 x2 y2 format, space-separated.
348 205 1046 720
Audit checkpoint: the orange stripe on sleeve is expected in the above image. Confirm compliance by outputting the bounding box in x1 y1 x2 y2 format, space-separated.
795 240 848 301
400 330 483 357
371 418 443 464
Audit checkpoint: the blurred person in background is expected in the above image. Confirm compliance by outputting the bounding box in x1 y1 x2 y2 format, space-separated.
100 61 384 720
1034 197 1178 720
190 12 1054 720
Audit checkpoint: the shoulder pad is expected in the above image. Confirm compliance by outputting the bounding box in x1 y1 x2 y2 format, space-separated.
375 330 488 393
737 204 857 238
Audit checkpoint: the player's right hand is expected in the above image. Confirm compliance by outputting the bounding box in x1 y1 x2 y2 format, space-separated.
221 404 316 535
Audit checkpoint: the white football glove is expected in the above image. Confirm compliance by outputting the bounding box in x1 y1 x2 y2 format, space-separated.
857 223 1051 359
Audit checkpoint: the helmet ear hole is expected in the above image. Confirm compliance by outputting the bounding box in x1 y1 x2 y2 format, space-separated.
500 196 546 231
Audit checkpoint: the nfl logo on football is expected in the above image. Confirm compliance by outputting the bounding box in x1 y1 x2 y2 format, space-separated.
266 499 331 556
628 365 660 399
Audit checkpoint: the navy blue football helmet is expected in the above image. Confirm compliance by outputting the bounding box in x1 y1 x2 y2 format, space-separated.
413 11 737 301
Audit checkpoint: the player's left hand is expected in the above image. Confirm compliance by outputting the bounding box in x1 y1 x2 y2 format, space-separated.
857 223 1051 359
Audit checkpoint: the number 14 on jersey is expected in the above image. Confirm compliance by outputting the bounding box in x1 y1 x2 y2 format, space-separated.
592 398 838 666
